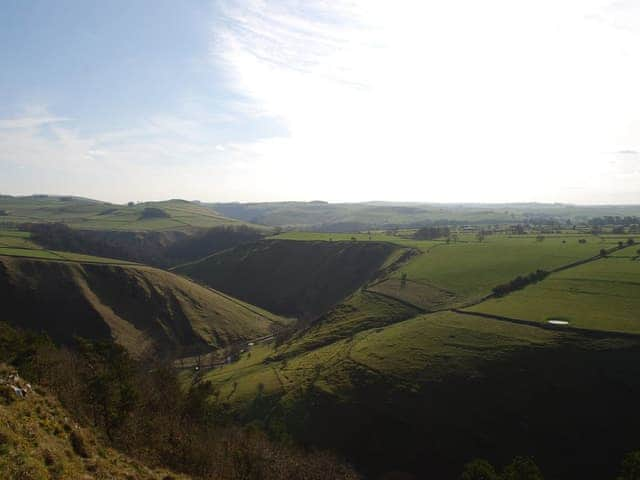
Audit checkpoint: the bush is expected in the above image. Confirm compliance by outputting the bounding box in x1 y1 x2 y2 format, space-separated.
501 456 543 480
461 458 498 480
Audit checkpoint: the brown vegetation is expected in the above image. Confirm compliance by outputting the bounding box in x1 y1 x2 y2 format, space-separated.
0 323 359 479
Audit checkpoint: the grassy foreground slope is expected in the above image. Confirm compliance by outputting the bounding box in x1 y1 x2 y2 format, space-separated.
0 254 284 356
466 245 640 333
175 240 401 320
0 365 186 480
0 195 246 232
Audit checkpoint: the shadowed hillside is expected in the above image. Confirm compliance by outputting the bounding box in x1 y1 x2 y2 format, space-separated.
25 222 265 267
0 255 284 356
175 240 399 320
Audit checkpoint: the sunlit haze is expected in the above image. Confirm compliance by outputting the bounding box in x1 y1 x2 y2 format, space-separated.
1 0 639 204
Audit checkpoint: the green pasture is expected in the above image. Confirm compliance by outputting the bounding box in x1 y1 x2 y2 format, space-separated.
390 234 616 302
466 247 640 333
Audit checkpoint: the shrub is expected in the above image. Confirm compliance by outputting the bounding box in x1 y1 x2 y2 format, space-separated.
460 458 498 480
501 456 543 480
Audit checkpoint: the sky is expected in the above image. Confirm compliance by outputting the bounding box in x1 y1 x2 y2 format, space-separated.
1 0 640 204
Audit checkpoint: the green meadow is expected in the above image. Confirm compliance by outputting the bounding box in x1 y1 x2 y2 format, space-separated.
466 246 640 333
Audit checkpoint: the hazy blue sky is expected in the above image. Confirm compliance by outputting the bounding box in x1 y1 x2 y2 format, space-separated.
1 0 639 204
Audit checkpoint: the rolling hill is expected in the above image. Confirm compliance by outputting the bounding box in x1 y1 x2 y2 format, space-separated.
0 195 247 232
208 200 640 230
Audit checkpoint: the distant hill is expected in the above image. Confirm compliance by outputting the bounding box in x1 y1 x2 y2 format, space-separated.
0 254 285 356
208 201 640 230
0 195 251 232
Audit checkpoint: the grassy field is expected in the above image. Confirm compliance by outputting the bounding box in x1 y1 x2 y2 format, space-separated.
466 245 640 333
0 196 249 232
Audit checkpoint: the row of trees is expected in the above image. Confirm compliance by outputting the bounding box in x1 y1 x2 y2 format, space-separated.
493 270 549 296
460 452 640 480
589 216 640 226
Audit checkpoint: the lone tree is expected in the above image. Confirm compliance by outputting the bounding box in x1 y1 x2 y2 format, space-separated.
400 272 407 289
600 248 607 257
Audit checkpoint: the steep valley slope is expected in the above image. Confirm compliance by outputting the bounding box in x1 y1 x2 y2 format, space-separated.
175 239 401 320
0 255 284 356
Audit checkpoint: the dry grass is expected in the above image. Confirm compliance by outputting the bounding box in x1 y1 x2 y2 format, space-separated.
0 365 185 480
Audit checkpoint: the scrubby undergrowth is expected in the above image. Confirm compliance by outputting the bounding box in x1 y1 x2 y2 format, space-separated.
0 323 358 479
